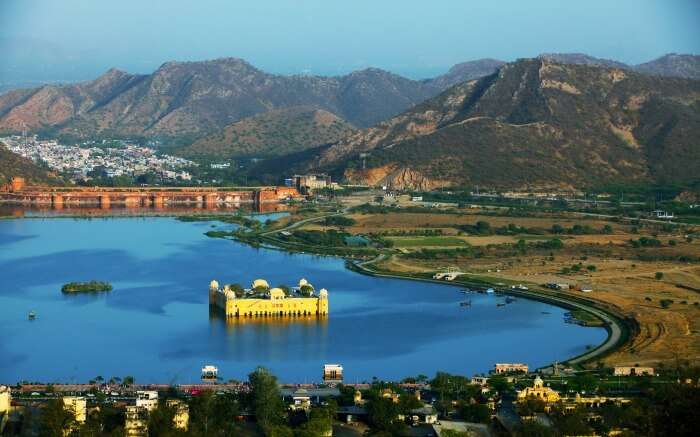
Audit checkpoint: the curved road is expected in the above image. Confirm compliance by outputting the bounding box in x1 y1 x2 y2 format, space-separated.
350 258 624 367
260 213 626 367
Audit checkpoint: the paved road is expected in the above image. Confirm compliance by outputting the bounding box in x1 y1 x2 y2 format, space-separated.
351 258 624 367
260 212 343 236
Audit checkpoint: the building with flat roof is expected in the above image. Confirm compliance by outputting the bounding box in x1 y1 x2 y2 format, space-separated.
293 174 333 194
613 366 654 376
494 363 529 374
0 386 10 434
136 391 158 412
125 406 148 437
323 364 343 383
63 396 87 423
166 399 189 431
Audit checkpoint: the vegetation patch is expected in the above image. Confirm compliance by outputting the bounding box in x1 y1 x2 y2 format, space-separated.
61 281 113 293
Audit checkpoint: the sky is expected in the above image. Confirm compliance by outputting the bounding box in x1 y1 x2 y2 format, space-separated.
0 0 698 85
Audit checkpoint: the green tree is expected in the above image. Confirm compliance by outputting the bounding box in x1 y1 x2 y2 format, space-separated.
516 420 556 437
398 393 422 415
147 401 182 437
39 399 76 437
517 397 546 417
248 367 286 435
488 376 513 394
457 402 490 423
366 397 401 434
569 373 598 393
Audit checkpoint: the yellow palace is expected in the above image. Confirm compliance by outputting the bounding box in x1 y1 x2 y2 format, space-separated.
209 278 329 318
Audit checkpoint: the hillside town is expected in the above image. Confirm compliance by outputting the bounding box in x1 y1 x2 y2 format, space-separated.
1 136 194 182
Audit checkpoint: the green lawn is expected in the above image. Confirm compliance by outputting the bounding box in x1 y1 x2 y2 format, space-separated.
387 236 469 247
569 309 605 327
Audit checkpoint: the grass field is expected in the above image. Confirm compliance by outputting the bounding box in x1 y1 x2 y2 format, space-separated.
568 309 606 327
387 236 470 247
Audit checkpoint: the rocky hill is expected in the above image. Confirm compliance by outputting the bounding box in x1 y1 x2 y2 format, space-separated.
178 107 357 160
308 59 700 190
539 53 700 79
0 58 448 139
635 54 700 79
424 59 506 90
0 143 56 184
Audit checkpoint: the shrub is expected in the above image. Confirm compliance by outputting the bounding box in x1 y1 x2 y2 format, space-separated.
324 216 356 227
586 265 597 272
655 272 664 280
660 299 674 309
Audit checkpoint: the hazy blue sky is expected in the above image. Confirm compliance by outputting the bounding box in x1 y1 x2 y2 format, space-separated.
0 0 698 83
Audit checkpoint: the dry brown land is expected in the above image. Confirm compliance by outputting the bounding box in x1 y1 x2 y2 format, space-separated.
301 202 700 368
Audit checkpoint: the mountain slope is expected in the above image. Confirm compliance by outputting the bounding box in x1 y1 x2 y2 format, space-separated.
634 54 700 79
178 107 357 160
539 53 700 79
538 53 628 69
0 58 445 138
424 59 506 90
0 143 56 184
310 59 700 190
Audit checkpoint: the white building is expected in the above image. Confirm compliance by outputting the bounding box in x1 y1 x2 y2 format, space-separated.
323 364 343 382
63 397 87 423
136 391 159 411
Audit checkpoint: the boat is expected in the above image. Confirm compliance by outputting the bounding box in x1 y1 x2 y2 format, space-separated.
505 297 516 304
496 303 506 307
459 289 472 294
459 300 472 307
485 288 495 294
28 311 36 320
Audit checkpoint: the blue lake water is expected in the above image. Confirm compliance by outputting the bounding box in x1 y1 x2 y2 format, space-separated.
0 217 607 384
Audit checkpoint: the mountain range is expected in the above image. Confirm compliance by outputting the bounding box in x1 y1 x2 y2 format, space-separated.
304 58 700 190
0 58 474 140
178 106 357 160
1 53 697 141
1 53 699 190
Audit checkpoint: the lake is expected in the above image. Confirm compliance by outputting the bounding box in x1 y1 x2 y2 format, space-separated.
0 216 607 383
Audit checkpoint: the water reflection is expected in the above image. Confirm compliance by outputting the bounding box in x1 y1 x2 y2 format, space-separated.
208 308 330 362
0 202 289 218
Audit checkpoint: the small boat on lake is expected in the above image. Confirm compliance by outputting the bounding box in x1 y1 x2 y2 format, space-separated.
459 300 472 307
28 311 36 320
485 288 495 294
505 297 516 304
496 303 506 307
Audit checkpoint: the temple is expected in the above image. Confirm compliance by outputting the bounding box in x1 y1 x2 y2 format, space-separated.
209 278 329 318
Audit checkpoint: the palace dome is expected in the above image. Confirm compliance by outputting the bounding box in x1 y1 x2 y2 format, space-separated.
209 280 219 290
252 279 270 289
269 288 285 299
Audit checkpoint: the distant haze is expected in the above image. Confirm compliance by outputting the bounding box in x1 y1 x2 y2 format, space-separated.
0 0 699 85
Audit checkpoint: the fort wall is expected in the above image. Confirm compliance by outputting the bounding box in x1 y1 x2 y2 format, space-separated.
0 179 302 207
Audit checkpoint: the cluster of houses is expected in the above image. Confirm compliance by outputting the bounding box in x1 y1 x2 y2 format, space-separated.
0 362 680 436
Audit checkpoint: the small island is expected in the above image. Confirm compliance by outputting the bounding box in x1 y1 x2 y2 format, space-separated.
61 281 113 293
